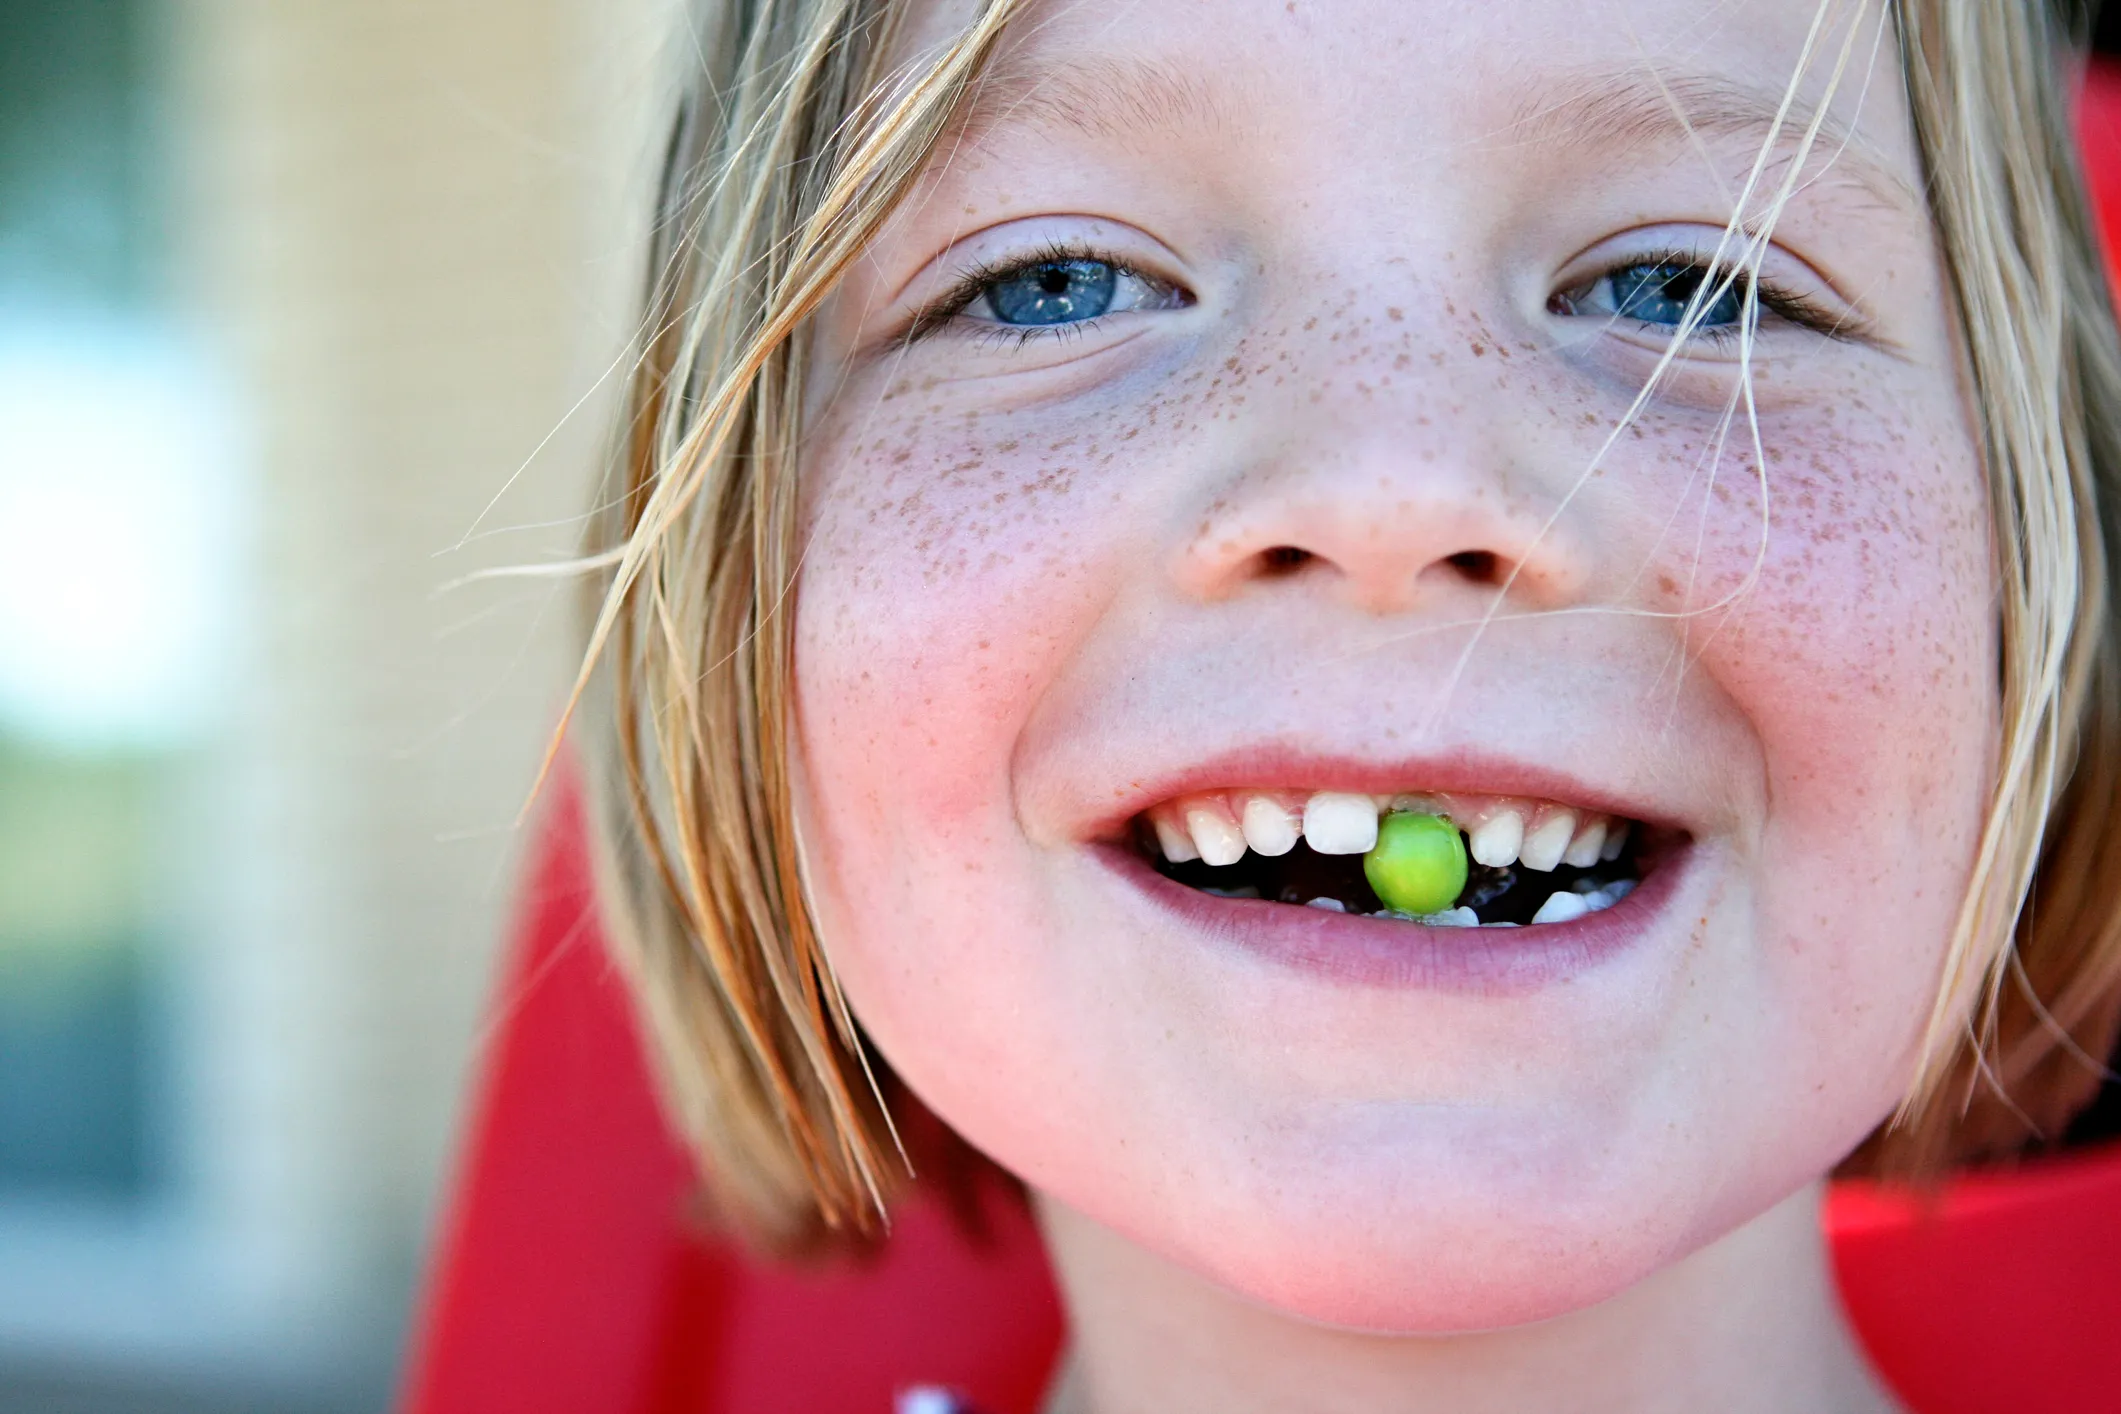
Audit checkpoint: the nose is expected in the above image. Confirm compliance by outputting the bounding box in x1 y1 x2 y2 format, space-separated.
1169 419 1594 618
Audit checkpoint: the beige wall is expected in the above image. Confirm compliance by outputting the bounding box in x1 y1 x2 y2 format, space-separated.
156 0 676 1372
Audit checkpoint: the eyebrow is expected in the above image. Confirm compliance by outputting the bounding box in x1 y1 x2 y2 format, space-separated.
1500 67 1921 212
950 52 1234 149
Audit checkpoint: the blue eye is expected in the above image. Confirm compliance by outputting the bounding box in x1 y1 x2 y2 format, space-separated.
1556 259 1750 332
1606 262 1744 327
981 259 1120 326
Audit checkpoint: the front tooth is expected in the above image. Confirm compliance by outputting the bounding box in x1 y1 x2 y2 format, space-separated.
1531 890 1592 924
1518 808 1576 872
1150 805 1200 863
1302 791 1378 854
1562 816 1608 868
1468 809 1525 868
1600 821 1631 862
1182 797 1246 867
1239 794 1300 856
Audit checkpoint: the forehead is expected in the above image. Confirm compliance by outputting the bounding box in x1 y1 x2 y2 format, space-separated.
904 0 1916 212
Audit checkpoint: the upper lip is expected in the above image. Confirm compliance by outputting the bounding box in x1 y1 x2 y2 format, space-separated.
1082 744 1683 843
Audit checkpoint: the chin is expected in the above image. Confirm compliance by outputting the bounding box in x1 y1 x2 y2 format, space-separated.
1192 1211 1678 1334
1041 1105 1809 1336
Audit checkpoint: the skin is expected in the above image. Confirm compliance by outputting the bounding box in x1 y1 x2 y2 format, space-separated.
791 0 1994 1408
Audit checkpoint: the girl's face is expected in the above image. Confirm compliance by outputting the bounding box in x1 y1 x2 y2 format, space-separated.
795 0 1992 1330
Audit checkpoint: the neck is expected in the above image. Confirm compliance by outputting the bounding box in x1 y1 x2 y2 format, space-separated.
1034 1184 1903 1414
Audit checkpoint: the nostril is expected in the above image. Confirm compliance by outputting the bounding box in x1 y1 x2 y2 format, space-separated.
1446 549 1502 584
1259 545 1314 575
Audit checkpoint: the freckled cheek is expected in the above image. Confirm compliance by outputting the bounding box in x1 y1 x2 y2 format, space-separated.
1671 431 1994 831
794 440 1136 837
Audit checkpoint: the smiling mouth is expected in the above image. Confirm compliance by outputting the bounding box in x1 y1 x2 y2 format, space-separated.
1133 789 1661 927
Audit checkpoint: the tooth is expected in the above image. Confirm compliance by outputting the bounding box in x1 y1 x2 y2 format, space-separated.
1600 821 1631 862
1519 808 1576 872
1422 906 1480 928
1604 878 1637 902
1150 805 1199 863
1182 797 1246 867
1531 890 1591 924
1562 816 1607 868
1303 791 1378 854
1305 897 1347 912
1239 794 1300 857
1468 809 1525 868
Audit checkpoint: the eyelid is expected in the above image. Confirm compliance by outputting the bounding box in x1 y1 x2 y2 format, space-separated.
1552 225 1879 346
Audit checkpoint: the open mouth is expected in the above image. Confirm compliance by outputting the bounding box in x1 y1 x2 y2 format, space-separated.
1134 789 1660 927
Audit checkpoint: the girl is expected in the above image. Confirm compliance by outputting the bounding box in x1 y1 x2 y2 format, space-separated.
576 0 2121 1408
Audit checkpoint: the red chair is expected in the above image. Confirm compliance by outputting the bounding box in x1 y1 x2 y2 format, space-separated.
403 67 2121 1413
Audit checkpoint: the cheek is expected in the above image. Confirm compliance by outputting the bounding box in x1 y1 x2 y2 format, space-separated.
1685 405 1993 829
791 399 1178 1165
792 394 1159 962
1637 392 1995 1097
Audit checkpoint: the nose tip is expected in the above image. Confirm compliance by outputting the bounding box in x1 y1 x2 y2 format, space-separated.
1174 494 1586 616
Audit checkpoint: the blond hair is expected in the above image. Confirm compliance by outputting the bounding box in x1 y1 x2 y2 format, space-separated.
576 0 2121 1253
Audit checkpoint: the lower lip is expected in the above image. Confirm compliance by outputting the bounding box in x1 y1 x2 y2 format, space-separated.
1096 841 1690 996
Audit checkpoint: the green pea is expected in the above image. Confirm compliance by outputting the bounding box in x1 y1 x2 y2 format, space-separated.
1363 811 1469 917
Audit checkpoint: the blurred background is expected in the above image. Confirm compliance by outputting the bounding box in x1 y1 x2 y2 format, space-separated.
7 4 2121 1413
0 0 679 1407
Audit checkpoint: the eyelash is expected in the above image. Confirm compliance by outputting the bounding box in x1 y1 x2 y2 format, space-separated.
1562 245 1854 347
898 242 1855 349
899 240 1168 348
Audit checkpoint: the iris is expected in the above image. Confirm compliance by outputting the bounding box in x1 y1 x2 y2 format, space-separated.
1606 261 1744 328
984 259 1119 326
